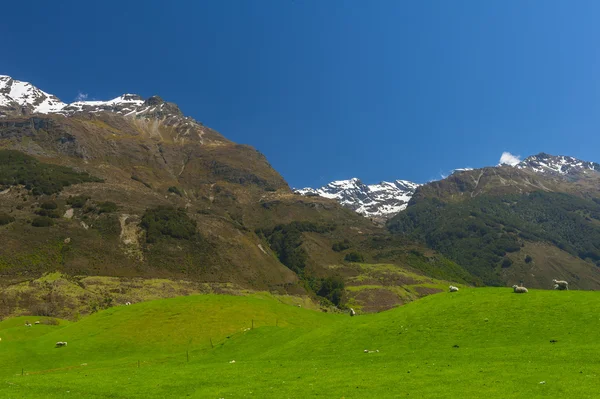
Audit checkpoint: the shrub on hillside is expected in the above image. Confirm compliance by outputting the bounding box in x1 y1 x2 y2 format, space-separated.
316 276 345 307
256 222 336 275
332 239 351 252
501 258 513 268
97 201 118 214
66 195 90 208
168 186 183 197
0 212 15 226
40 201 58 210
31 216 54 227
35 208 61 218
344 252 365 263
141 206 197 243
525 255 533 263
0 149 103 195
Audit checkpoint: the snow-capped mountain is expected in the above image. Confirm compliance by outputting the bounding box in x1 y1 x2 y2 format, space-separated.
297 153 600 220
295 178 420 219
516 153 600 176
0 75 191 123
0 75 66 114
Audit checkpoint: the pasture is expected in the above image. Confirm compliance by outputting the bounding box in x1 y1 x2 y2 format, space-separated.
1 288 599 398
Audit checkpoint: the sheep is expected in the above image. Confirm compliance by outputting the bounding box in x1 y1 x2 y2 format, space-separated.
25 322 32 327
512 285 528 293
125 302 132 306
55 341 67 347
34 321 40 325
552 279 568 290
449 285 459 292
349 308 356 317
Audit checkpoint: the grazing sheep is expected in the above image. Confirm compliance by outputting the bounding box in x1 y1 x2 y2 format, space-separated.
34 321 40 325
512 285 528 294
349 308 356 317
449 285 459 292
25 322 32 327
125 302 132 306
552 279 568 290
55 341 67 347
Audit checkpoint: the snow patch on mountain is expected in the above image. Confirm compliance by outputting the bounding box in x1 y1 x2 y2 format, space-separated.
516 153 600 175
295 178 420 219
0 75 66 115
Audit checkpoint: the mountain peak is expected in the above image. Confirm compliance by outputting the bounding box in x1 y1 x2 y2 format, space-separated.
516 153 600 175
295 178 420 219
0 75 187 121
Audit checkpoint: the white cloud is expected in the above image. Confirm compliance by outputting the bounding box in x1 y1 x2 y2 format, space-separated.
499 152 521 166
75 92 88 102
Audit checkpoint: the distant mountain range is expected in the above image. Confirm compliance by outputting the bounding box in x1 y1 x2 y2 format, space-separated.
296 153 600 219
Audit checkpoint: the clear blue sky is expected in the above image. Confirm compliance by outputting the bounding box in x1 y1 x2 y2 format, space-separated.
2 0 600 188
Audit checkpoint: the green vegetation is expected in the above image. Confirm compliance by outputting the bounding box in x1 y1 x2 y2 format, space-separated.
332 239 351 252
97 201 118 214
2 289 600 398
40 201 58 210
66 195 90 208
0 150 102 195
34 208 61 218
31 216 54 227
525 255 533 263
168 186 183 197
141 206 197 243
344 251 365 262
0 212 14 226
388 192 600 284
256 222 336 275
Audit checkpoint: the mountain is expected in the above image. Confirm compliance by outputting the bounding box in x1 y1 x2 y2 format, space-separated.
388 152 600 289
298 153 600 220
295 178 419 220
516 152 600 176
0 75 472 319
0 75 66 115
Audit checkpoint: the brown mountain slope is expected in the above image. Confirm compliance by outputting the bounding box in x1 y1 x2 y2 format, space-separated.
0 109 472 319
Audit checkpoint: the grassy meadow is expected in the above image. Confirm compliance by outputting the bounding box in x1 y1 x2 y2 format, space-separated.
1 288 599 398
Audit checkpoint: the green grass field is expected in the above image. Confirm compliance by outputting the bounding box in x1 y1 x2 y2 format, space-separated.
1 289 599 398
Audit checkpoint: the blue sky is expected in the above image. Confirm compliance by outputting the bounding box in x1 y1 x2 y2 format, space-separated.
2 0 600 188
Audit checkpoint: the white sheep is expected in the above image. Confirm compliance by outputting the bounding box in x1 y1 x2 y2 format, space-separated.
349 308 356 317
25 322 32 327
125 302 132 306
55 341 68 347
512 285 528 294
552 279 568 290
449 285 459 292
34 321 40 325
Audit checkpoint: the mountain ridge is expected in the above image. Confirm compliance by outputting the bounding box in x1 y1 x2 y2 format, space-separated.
297 152 600 220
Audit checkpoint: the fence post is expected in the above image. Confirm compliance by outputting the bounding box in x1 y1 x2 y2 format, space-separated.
210 338 214 348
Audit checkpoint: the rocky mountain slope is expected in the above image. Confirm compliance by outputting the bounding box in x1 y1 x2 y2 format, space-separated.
0 75 471 319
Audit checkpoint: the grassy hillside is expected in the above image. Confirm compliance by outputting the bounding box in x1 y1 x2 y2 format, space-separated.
1 289 599 398
388 191 600 287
